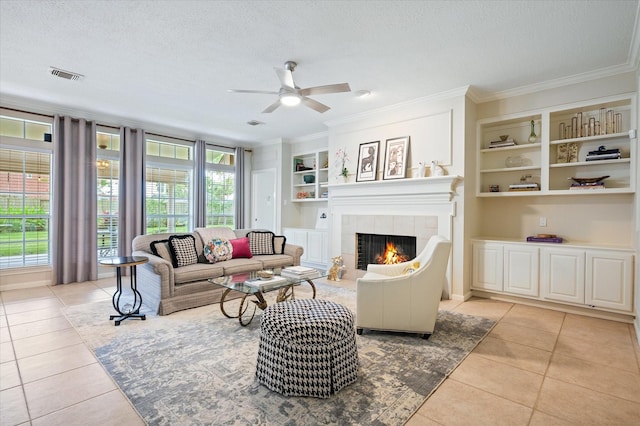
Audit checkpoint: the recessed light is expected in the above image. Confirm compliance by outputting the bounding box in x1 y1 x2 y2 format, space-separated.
355 90 371 98
247 120 265 126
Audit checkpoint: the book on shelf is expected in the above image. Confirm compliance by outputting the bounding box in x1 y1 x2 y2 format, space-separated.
526 236 563 243
489 139 516 148
508 182 540 191
569 184 605 190
585 153 621 161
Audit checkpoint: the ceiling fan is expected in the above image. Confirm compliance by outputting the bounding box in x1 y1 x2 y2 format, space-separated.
229 61 351 114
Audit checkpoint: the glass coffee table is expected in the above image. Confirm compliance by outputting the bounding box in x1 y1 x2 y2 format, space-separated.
209 268 326 326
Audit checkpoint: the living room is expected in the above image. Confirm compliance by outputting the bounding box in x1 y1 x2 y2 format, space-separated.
1 1 640 424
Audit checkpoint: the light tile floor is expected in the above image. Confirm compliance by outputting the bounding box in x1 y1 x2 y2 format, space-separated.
1 278 639 425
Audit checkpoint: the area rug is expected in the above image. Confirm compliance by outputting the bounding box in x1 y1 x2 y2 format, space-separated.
63 281 495 425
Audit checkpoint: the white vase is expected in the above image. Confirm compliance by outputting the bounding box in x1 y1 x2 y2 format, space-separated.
417 162 426 178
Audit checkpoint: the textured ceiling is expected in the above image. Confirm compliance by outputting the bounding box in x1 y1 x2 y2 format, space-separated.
0 0 638 145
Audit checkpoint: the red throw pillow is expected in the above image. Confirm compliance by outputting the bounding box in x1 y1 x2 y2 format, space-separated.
229 237 253 259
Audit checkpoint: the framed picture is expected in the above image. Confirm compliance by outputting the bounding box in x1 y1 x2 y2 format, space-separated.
356 141 379 182
383 136 409 180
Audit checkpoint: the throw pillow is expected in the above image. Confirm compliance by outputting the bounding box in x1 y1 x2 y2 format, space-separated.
149 239 172 262
273 235 287 254
247 231 275 255
402 261 421 275
203 238 233 262
229 237 252 259
168 234 199 268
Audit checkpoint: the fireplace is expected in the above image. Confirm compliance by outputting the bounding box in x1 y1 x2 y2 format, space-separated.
356 233 417 271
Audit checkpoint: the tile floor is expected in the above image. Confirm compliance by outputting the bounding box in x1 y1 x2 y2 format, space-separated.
1 278 639 425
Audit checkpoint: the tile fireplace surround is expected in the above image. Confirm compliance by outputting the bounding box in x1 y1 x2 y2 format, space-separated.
329 176 460 298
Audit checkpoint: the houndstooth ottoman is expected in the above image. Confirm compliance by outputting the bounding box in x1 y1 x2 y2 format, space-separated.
256 299 359 398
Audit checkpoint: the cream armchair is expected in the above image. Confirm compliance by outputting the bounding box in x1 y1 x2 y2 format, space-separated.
356 235 451 338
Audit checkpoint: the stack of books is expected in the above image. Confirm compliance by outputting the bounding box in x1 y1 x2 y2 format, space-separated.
281 266 319 280
569 180 606 190
585 147 621 161
508 182 540 191
489 138 516 148
245 275 289 290
527 234 563 243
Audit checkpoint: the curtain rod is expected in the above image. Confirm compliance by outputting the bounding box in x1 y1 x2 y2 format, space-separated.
2 106 253 151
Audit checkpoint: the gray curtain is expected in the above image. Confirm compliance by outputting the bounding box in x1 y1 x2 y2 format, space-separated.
194 140 207 228
51 116 97 284
118 127 146 258
235 147 246 229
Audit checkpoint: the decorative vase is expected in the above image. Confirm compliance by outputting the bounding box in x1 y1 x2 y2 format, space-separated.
417 162 426 178
430 161 437 177
528 120 537 143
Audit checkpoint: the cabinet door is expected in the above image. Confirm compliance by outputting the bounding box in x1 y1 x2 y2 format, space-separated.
504 245 539 297
585 250 633 312
541 248 585 304
306 231 327 264
472 242 503 292
284 228 308 261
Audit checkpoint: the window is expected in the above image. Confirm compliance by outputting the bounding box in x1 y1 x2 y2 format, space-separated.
97 129 120 259
145 137 192 233
205 146 235 227
0 111 53 268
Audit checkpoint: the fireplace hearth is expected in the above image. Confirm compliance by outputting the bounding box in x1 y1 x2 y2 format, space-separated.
356 233 417 271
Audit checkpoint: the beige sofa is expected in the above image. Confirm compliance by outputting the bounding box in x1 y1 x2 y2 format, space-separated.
131 227 303 315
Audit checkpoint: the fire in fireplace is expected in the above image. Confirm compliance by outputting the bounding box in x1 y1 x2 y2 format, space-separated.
356 233 417 270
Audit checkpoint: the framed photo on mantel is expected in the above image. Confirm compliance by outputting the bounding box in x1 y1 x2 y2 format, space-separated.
383 136 409 180
356 141 379 182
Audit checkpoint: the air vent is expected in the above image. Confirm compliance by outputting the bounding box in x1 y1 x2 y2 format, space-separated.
49 67 84 81
247 120 265 126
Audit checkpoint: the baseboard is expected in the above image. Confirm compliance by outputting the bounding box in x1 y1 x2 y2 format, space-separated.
471 290 635 324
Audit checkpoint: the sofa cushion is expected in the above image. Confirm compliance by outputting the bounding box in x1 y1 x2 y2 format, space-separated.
173 262 226 286
168 234 199 268
220 258 264 275
254 254 295 270
229 237 253 259
247 231 275 255
150 239 172 262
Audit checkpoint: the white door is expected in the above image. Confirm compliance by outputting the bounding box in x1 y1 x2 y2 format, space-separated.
251 169 276 231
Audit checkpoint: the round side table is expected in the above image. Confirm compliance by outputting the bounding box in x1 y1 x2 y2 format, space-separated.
100 256 149 326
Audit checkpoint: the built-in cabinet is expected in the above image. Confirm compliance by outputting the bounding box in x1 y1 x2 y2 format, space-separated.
291 149 329 202
283 227 328 268
473 240 634 313
477 94 636 196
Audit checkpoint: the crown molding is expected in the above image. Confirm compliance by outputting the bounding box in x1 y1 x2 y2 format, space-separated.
476 64 637 104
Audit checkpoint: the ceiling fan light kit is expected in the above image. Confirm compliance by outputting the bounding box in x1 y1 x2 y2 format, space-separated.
280 92 301 106
229 61 351 114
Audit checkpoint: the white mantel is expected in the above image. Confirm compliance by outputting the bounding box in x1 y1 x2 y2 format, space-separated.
328 175 461 203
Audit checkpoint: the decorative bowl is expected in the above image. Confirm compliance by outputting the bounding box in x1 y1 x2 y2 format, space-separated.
303 174 315 184
569 176 609 184
499 135 509 141
257 270 273 280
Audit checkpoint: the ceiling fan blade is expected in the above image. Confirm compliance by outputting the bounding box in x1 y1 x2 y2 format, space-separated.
299 83 351 97
274 67 295 89
301 97 330 113
228 89 279 95
262 99 281 113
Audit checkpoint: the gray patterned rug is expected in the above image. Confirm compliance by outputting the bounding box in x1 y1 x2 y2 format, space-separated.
63 281 495 425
